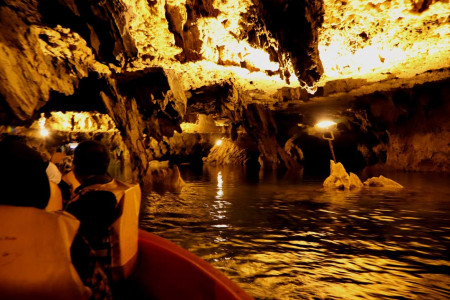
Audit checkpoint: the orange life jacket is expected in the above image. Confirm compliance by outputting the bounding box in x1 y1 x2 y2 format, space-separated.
77 179 141 281
0 206 91 300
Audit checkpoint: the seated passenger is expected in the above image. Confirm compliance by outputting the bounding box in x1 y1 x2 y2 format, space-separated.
45 161 64 211
66 140 141 284
0 139 94 300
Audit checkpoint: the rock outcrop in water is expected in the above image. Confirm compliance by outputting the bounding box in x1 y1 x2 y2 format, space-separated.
324 160 403 190
363 176 403 189
323 161 363 190
142 160 185 193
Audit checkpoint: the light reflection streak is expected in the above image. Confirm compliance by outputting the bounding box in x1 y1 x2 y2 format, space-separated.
217 171 223 188
213 171 229 222
216 171 224 200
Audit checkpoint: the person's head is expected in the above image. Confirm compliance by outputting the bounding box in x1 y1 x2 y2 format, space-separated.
0 139 50 209
73 140 110 181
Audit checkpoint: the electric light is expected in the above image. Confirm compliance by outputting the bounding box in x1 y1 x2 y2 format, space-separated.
40 128 49 137
315 120 337 163
315 120 337 131
215 139 223 146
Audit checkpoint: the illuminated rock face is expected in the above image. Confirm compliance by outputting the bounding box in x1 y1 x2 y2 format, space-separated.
204 138 250 166
0 0 449 177
0 1 109 123
323 160 363 190
319 0 450 83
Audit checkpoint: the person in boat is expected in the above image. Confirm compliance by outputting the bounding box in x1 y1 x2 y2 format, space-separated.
44 160 66 211
0 138 111 300
65 140 141 291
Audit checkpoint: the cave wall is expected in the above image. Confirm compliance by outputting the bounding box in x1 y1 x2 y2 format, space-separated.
0 0 108 124
0 0 449 179
98 68 187 180
275 78 450 174
0 0 323 180
353 79 450 172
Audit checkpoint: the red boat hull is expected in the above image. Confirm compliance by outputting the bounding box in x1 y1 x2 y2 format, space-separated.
129 230 253 300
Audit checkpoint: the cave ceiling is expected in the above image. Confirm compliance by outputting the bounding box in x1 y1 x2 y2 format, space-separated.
110 0 450 93
0 0 449 124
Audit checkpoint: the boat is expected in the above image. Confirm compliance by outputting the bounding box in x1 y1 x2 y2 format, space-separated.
127 230 254 300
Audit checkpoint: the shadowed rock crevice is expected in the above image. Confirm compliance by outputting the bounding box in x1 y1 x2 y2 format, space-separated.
250 0 324 86
38 74 109 114
38 0 138 64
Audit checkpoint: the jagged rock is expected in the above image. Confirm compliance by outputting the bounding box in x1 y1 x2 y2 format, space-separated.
323 160 363 190
249 0 324 86
284 137 304 164
363 176 403 189
386 131 450 172
203 138 249 166
239 103 299 169
320 0 449 81
142 160 185 193
0 1 109 124
349 172 364 189
180 114 221 134
100 68 187 179
324 160 403 190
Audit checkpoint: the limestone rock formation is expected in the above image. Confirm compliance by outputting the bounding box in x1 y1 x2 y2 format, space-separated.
238 103 299 170
0 1 109 124
203 138 249 166
319 0 450 83
353 79 450 172
324 160 403 190
323 160 363 190
284 137 304 164
364 176 403 189
142 160 185 193
0 0 449 180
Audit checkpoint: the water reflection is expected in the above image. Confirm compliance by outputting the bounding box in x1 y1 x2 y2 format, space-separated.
140 165 450 299
216 171 224 199
212 171 230 223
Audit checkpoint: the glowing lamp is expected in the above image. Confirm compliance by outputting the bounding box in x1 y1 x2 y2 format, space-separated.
315 120 337 131
215 139 223 146
40 128 49 137
315 120 337 163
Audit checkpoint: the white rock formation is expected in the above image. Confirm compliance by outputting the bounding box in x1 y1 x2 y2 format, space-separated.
363 176 403 189
323 160 364 190
324 160 403 190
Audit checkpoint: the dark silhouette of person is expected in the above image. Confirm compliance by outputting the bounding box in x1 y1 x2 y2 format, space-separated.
0 138 111 299
65 140 141 298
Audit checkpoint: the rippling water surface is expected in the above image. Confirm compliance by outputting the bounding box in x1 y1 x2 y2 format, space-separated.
139 165 450 299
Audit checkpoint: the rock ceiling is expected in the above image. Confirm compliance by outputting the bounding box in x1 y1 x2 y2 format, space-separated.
320 0 449 82
0 0 449 176
119 0 450 93
1 0 449 120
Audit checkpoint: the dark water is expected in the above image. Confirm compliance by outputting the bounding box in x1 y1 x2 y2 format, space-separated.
139 165 450 299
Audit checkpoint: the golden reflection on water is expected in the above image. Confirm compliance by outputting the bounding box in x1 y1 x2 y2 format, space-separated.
216 171 224 199
141 166 450 299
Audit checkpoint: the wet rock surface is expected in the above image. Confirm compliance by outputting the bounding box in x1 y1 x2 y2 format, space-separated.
0 0 449 179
